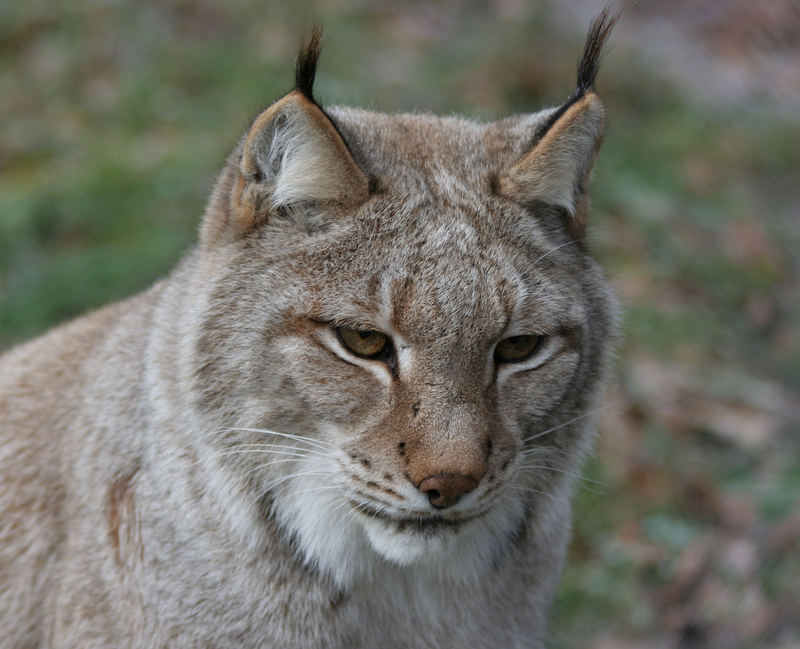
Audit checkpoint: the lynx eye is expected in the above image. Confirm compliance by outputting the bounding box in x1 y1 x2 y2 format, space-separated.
495 334 544 363
336 327 390 358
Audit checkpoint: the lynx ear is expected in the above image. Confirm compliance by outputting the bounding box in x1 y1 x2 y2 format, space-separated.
498 94 604 226
234 93 369 223
232 29 369 233
498 8 620 236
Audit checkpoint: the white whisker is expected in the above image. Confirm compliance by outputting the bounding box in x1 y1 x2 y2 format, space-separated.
168 426 333 463
201 449 315 464
260 470 331 493
241 458 313 479
212 443 330 458
524 399 626 444
222 427 335 451
519 464 607 494
521 239 579 277
293 484 342 498
520 446 559 457
519 463 607 487
328 498 354 522
506 485 563 504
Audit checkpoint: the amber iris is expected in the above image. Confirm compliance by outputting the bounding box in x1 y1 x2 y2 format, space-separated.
336 327 389 358
495 334 544 363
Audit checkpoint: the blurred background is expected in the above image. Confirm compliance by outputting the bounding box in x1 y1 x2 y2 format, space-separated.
1 0 798 647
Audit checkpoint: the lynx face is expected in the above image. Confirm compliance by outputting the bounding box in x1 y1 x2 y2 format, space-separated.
188 99 615 585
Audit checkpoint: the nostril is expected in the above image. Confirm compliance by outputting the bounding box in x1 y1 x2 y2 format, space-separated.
425 489 441 504
419 474 478 509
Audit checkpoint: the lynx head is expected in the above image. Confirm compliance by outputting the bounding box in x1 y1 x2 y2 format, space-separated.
184 12 619 586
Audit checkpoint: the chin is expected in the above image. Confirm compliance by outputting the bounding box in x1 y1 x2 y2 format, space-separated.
359 514 454 565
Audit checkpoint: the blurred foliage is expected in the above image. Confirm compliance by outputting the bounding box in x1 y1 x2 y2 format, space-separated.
1 1 798 647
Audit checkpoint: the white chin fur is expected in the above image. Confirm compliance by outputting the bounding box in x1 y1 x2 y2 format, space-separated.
360 516 450 566
269 455 528 588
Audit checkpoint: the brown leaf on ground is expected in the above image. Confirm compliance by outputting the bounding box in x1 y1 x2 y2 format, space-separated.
765 504 800 555
626 356 789 451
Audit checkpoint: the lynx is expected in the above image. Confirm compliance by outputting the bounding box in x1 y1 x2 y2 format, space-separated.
0 10 619 649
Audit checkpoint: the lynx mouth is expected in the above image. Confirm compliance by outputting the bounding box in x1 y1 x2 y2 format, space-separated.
350 501 478 534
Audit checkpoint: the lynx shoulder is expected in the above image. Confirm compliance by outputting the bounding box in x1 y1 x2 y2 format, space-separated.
0 10 620 649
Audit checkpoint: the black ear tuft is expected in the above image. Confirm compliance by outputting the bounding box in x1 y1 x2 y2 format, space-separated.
575 5 624 97
533 5 623 141
295 26 323 103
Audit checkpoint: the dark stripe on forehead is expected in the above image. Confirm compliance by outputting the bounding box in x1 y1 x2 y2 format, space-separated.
389 276 416 338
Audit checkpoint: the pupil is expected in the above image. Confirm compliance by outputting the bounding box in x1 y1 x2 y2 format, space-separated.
358 330 370 339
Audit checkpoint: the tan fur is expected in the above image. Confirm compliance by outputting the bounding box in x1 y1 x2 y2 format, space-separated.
0 21 619 649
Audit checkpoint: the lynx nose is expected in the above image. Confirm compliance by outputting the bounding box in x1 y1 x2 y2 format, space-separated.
419 473 479 509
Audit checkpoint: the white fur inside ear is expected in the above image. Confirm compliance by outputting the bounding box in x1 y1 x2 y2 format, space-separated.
500 93 605 215
513 149 581 215
266 109 343 208
245 97 369 211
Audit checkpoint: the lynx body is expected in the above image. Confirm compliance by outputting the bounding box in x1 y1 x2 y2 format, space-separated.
0 13 619 649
